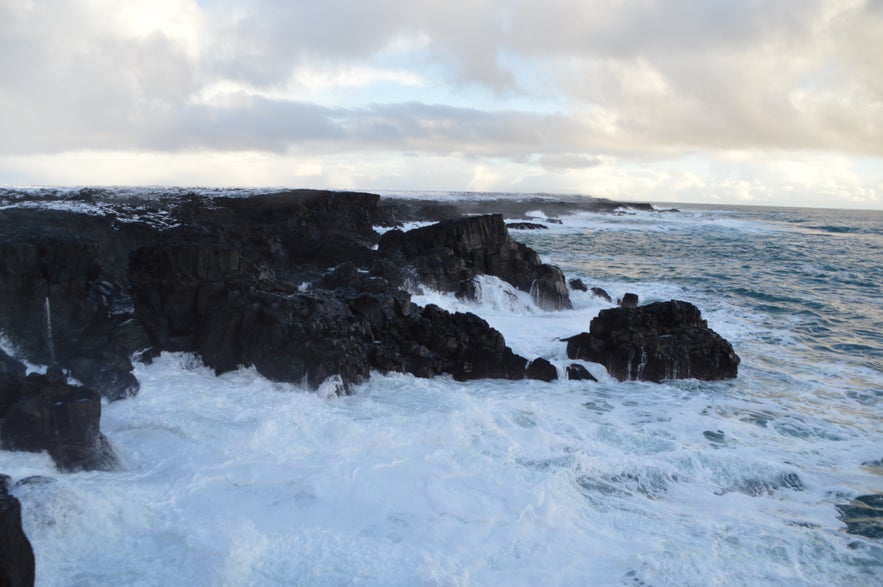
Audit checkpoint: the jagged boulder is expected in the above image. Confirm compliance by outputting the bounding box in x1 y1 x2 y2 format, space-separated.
566 363 597 381
129 239 530 390
378 214 571 310
526 358 558 381
564 300 739 382
837 494 883 539
590 287 612 303
0 354 117 472
619 293 639 308
0 474 35 587
568 278 588 292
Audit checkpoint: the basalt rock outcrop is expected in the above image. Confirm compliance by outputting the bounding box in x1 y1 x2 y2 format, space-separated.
0 232 141 400
564 300 740 382
127 238 530 389
525 358 558 382
378 214 571 311
565 363 597 382
1 190 571 401
0 351 116 472
0 474 35 587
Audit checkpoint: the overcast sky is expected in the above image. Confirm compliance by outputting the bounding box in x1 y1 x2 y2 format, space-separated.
1 0 881 208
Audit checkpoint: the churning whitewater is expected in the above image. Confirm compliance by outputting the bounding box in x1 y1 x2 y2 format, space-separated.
2 194 882 586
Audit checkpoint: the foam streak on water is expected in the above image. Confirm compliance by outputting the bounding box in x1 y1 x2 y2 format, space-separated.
2 201 882 586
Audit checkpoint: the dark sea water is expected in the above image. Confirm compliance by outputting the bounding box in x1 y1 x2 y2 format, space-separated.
2 193 881 586
519 204 883 380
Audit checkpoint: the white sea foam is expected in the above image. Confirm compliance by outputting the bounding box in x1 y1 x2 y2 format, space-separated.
4 350 879 586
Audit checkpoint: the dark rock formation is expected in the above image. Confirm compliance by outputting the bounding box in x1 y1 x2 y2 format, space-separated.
0 474 35 587
566 363 597 382
506 222 548 230
0 227 143 400
209 189 382 273
591 287 612 303
0 351 27 418
568 278 588 292
619 293 639 308
837 494 883 539
128 237 528 390
384 304 527 382
375 195 659 226
0 354 116 472
564 300 740 382
379 214 571 310
525 358 558 382
569 280 614 304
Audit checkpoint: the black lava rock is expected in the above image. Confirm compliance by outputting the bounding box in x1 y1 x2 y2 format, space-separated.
0 360 117 472
564 300 740 382
568 278 588 292
0 474 35 587
379 214 571 310
619 293 639 308
525 358 558 382
590 287 612 303
565 363 597 382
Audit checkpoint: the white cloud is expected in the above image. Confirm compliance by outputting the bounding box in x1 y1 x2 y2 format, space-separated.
0 0 880 208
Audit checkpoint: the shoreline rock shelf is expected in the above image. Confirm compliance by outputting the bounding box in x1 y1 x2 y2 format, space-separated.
378 214 571 311
0 188 743 580
0 188 740 471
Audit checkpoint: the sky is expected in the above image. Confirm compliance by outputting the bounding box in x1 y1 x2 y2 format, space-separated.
1 0 881 209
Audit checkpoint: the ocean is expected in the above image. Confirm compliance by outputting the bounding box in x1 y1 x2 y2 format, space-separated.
2 196 881 586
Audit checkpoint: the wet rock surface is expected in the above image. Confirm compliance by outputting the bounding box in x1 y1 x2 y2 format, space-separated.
525 358 558 382
564 300 740 382
837 494 883 539
0 474 35 587
1 190 563 399
565 363 597 382
379 214 571 310
0 354 117 472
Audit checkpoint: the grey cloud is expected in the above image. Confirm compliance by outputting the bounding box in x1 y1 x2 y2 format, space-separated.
207 0 426 86
159 97 344 152
1 0 881 160
340 102 581 157
535 154 603 170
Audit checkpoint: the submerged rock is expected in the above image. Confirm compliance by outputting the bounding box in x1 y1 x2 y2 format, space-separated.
591 287 612 303
0 474 35 587
837 494 883 539
0 233 140 399
566 363 597 382
564 300 740 382
568 278 588 292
